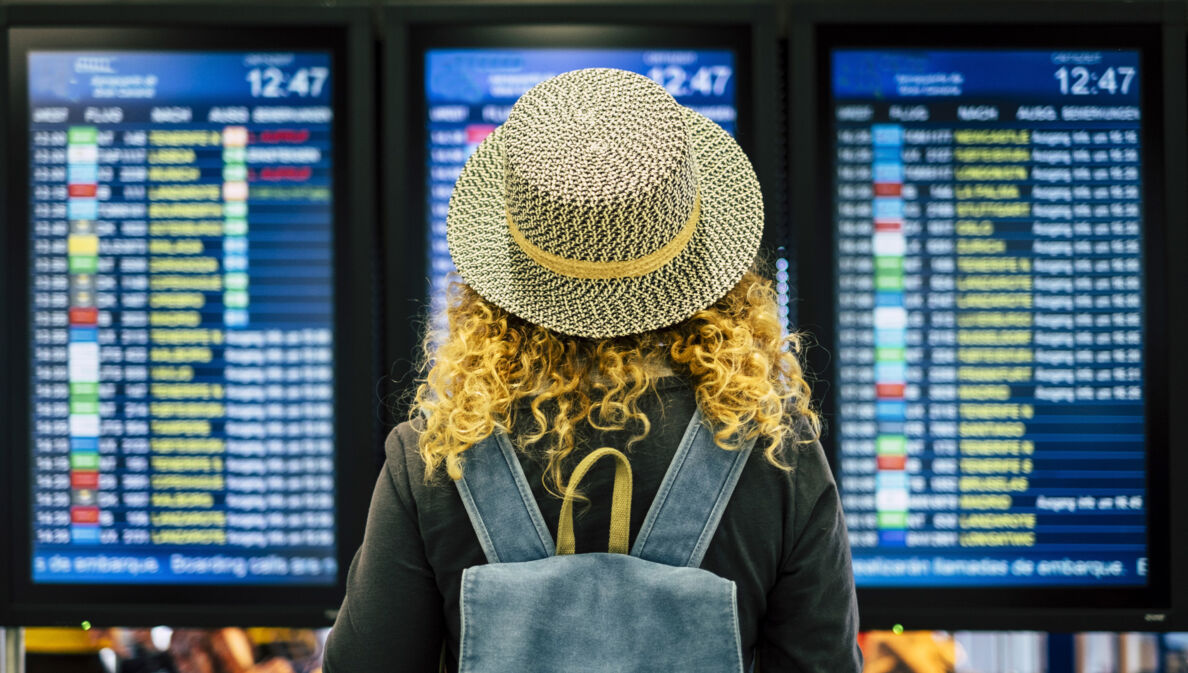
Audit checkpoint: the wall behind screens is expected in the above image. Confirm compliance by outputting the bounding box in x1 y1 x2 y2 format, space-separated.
382 3 784 396
3 5 377 626
790 0 1188 631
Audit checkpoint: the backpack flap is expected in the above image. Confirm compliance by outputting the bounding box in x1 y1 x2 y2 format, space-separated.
458 553 743 673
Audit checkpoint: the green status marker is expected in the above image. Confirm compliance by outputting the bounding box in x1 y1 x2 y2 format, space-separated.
891 624 904 635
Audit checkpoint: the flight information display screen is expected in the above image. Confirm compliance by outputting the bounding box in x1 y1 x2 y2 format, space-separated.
26 50 338 584
423 48 790 329
831 49 1147 586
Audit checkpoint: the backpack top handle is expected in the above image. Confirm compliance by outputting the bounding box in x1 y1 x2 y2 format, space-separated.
555 447 634 556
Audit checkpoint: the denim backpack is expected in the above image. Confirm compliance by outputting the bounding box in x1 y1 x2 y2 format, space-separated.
452 409 756 673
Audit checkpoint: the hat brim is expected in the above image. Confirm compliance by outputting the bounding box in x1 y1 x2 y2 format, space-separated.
445 108 763 339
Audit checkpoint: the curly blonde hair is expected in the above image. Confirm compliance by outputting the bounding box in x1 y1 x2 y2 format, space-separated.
410 270 819 496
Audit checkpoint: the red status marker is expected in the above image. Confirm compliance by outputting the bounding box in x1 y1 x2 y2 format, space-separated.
71 471 100 489
71 506 100 524
69 307 99 325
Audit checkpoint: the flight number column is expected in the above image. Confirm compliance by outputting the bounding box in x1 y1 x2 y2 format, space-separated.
905 123 961 548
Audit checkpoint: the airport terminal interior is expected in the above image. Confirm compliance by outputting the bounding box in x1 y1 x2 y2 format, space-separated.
1 0 1187 671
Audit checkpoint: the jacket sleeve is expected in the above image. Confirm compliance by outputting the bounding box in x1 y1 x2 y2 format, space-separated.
757 440 863 673
323 430 445 673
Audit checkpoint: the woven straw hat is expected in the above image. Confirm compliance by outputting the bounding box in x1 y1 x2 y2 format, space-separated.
446 68 763 338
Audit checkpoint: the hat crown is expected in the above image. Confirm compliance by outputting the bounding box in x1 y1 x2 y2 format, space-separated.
502 68 698 264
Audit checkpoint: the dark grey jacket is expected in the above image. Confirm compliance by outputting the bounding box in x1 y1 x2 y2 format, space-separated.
324 375 862 672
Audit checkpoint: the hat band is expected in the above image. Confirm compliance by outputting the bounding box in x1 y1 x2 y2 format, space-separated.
505 193 700 280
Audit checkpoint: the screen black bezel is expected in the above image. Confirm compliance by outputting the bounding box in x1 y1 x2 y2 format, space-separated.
381 4 783 424
4 5 377 627
0 4 12 629
791 0 1182 631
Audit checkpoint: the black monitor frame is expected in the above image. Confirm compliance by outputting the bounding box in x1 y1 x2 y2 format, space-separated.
790 0 1188 632
381 2 784 423
0 2 11 630
3 4 378 627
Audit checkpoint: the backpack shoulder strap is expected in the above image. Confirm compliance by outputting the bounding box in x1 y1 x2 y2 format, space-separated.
630 409 755 567
454 431 554 563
